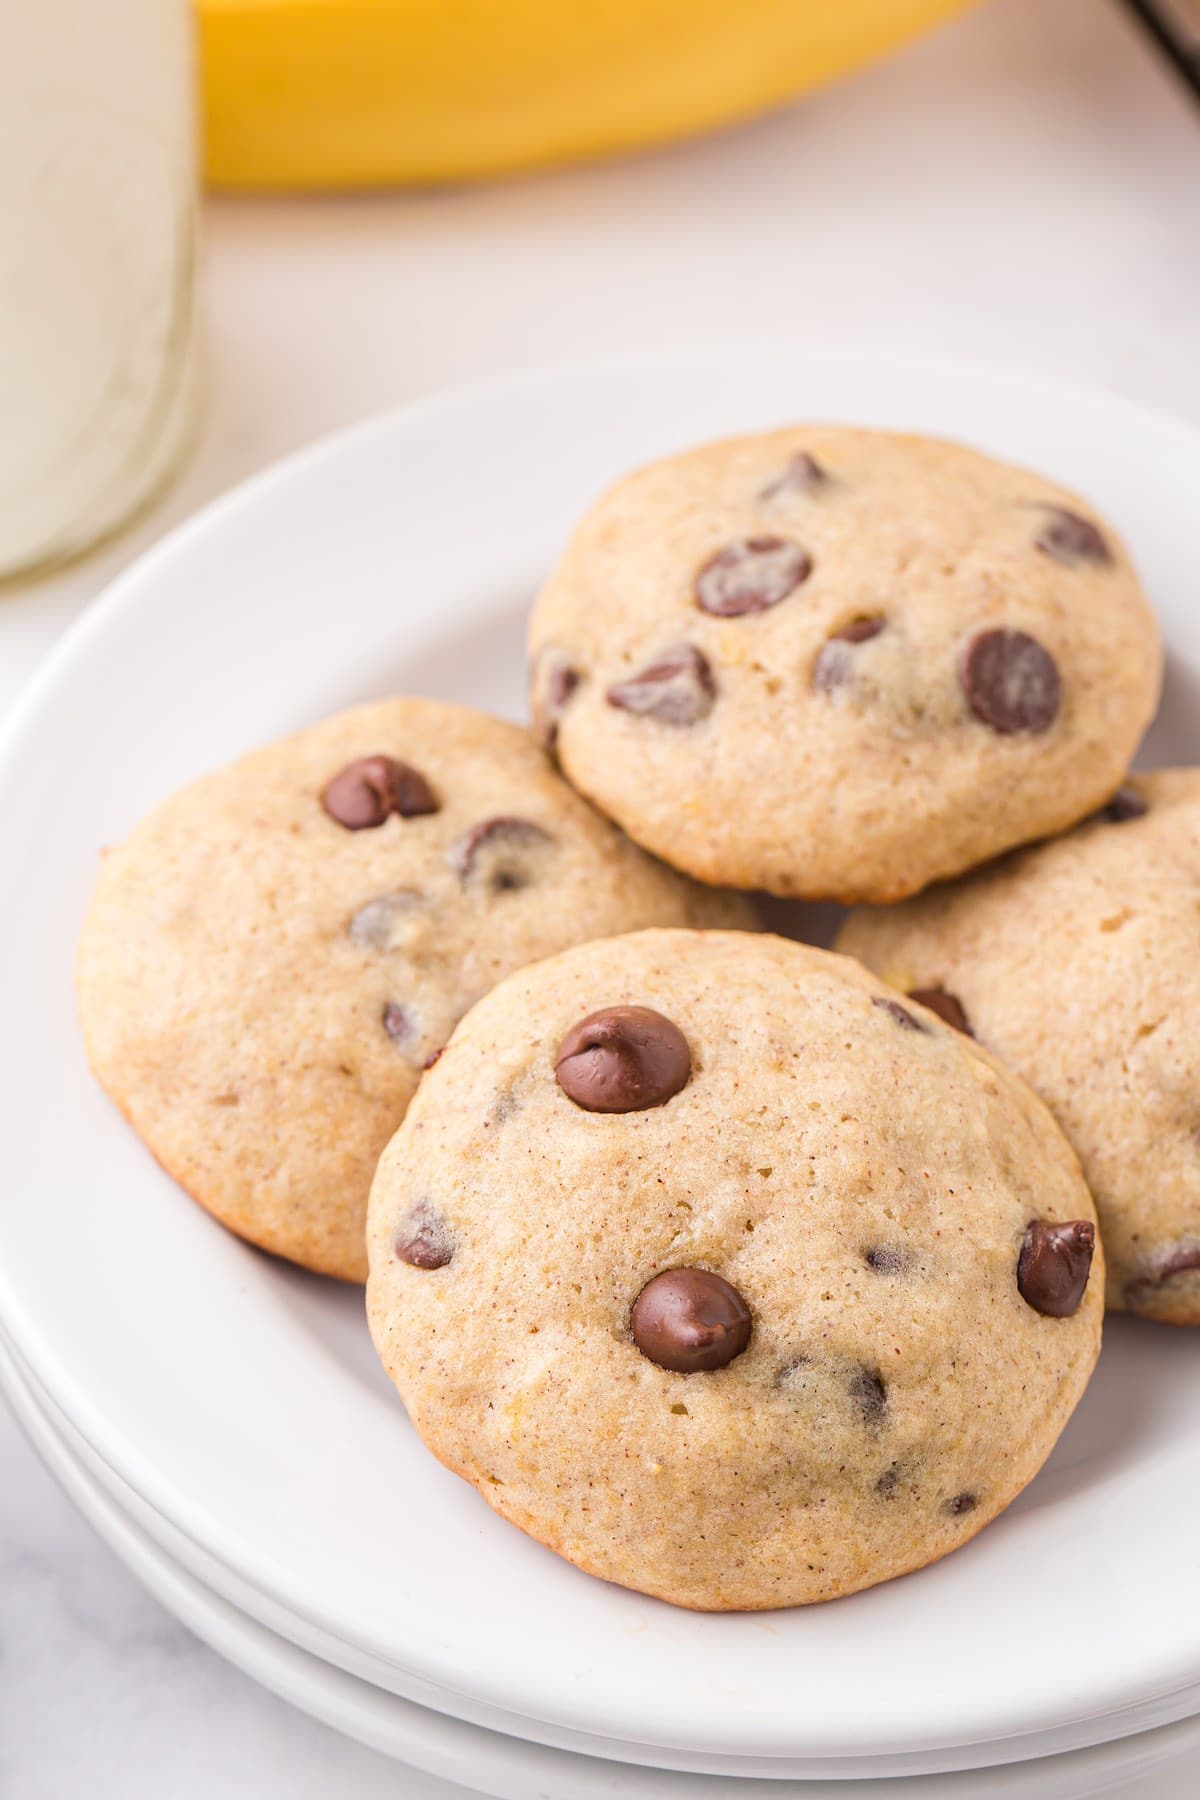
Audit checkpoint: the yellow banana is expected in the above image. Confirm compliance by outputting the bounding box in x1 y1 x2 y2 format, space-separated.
199 0 974 190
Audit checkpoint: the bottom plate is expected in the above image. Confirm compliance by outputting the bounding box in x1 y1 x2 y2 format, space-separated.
4 1330 1200 1800
16 1316 1200 1782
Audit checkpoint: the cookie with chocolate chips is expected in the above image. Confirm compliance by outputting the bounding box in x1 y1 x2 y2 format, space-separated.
528 426 1160 902
77 700 752 1282
840 766 1200 1325
366 929 1101 1610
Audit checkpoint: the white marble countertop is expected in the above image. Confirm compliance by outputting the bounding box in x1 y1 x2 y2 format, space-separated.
2 0 1199 1791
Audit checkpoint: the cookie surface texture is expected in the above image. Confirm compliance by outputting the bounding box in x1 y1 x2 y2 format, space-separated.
77 700 753 1281
529 427 1160 901
840 768 1200 1325
367 929 1101 1610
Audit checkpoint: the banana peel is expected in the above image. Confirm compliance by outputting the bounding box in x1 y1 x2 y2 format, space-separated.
199 0 975 190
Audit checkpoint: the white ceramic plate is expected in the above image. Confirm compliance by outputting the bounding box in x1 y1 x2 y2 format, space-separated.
7 1331 1200 1800
14 1309 1200 1787
1 347 1199 1774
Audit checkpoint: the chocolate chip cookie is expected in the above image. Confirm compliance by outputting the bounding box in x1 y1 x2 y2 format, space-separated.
529 428 1160 902
840 768 1200 1325
366 929 1101 1610
76 700 753 1282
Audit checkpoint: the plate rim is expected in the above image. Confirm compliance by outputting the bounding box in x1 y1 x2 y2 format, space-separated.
3 334 1198 782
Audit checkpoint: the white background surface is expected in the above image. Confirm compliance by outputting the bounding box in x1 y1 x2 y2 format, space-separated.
1 0 1198 1792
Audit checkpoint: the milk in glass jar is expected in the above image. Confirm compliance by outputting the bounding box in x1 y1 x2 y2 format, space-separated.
0 0 200 578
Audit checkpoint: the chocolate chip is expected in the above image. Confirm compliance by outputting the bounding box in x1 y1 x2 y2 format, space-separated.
630 1268 751 1373
606 644 716 726
876 1465 902 1499
394 1202 453 1270
321 756 439 830
451 817 555 892
873 995 925 1032
1036 507 1112 566
759 451 828 502
776 1353 812 1388
490 1088 518 1126
694 536 812 617
381 1001 417 1046
531 650 581 749
812 616 886 692
349 890 427 952
865 1246 908 1275
1104 784 1148 823
850 1367 887 1423
1124 1240 1200 1304
555 1005 691 1112
945 1491 977 1516
960 629 1061 735
1017 1219 1095 1317
835 615 885 645
549 663 580 712
908 987 974 1037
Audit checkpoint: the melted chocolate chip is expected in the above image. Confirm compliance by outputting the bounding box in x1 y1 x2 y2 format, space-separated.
694 536 812 617
1017 1219 1095 1317
1104 784 1148 823
865 1246 908 1275
812 616 886 692
1036 507 1112 566
908 987 974 1037
531 650 581 749
321 756 439 830
759 451 828 502
394 1202 454 1270
836 615 886 645
555 1005 691 1112
776 1353 812 1388
381 1001 417 1046
876 1465 902 1499
850 1367 887 1423
1124 1240 1200 1304
549 661 580 711
960 629 1061 735
349 890 426 952
630 1268 751 1373
607 644 716 727
490 1088 518 1126
873 995 925 1032
451 817 555 892
945 1491 977 1516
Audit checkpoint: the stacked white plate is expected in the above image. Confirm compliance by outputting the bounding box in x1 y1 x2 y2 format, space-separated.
3 347 1200 1797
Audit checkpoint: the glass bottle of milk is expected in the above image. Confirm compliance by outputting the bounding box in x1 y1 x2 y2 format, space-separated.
0 0 200 579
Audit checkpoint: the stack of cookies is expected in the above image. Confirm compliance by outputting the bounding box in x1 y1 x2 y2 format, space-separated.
80 425 1180 1614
